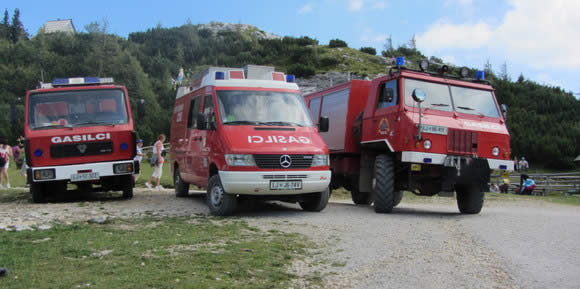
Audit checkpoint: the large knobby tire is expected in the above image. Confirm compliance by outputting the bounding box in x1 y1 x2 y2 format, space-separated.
456 184 484 214
351 183 372 205
122 175 134 200
174 167 189 198
30 182 46 203
373 154 396 213
299 187 330 212
206 174 237 216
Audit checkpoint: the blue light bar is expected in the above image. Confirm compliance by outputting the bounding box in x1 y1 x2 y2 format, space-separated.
500 165 507 170
475 71 485 80
51 77 114 86
396 56 405 66
286 74 296 83
423 158 432 163
215 71 225 80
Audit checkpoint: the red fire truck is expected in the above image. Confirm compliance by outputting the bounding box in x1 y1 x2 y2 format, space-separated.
24 77 138 203
170 65 331 216
304 57 514 214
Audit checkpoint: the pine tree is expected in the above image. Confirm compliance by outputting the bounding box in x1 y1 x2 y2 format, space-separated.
9 8 27 42
484 58 493 75
517 73 524 83
0 9 9 40
383 34 393 52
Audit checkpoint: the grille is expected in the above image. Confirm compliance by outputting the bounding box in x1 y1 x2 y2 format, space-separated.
262 174 308 179
254 154 312 169
50 141 113 158
447 129 478 155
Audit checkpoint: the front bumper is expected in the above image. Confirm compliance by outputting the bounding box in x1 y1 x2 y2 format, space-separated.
219 170 331 195
400 151 514 171
29 160 138 183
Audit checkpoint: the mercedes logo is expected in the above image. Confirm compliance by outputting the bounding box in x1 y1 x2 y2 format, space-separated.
77 144 88 154
280 154 292 168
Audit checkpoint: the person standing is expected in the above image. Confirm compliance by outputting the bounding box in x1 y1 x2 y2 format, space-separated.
145 134 166 190
0 140 12 189
133 139 144 183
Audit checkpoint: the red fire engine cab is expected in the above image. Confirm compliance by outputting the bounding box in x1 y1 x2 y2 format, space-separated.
24 77 138 202
304 57 514 214
170 65 331 216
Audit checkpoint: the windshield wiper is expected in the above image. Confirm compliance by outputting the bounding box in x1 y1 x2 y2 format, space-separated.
261 121 304 127
456 106 485 117
423 103 449 112
222 120 264 125
72 121 116 127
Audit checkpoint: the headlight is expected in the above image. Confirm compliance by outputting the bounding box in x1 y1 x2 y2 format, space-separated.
225 154 256 166
311 154 329 167
492 147 500 156
34 169 55 180
423 139 432 150
114 163 134 174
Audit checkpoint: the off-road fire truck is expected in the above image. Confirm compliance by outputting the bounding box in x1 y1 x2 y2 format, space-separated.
304 57 514 214
24 77 138 203
170 65 331 216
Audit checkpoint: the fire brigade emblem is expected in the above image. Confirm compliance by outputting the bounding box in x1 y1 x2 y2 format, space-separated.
280 155 292 168
77 144 88 154
378 118 389 135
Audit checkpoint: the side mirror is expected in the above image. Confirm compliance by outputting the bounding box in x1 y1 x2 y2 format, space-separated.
501 104 508 118
412 89 426 103
319 116 329 132
137 99 145 119
197 114 207 130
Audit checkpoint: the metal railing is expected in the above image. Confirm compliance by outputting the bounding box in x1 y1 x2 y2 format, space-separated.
491 172 580 196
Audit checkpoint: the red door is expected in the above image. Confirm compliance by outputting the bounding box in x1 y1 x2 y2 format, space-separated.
371 78 400 150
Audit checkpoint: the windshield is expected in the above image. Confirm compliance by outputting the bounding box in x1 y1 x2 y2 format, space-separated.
404 78 500 118
28 89 129 129
216 90 313 127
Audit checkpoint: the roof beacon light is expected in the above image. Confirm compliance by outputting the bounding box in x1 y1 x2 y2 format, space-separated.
286 74 296 83
419 59 429 71
51 77 114 86
475 70 485 80
215 71 225 80
395 56 405 67
460 67 470 78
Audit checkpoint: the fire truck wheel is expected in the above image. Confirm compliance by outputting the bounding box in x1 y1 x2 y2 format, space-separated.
351 187 372 205
122 176 134 200
31 183 47 203
299 187 330 212
373 154 395 213
174 167 189 198
393 191 403 207
207 174 237 216
456 184 484 214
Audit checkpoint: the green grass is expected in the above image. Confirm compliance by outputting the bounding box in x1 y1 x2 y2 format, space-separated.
0 217 317 289
318 46 387 76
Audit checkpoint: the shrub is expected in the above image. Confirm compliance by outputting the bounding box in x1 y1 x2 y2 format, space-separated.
328 39 348 48
319 56 340 67
359 47 376 55
287 63 316 77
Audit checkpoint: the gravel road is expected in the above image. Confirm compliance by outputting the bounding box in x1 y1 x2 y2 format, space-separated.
1 189 579 289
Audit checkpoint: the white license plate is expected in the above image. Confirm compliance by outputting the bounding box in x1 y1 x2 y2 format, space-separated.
270 180 302 190
70 172 100 182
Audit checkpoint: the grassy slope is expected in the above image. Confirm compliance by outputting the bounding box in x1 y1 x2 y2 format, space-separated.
0 217 316 289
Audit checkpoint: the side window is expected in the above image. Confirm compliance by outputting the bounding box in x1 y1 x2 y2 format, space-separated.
203 95 215 125
308 97 321 123
187 96 201 128
376 80 398 109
